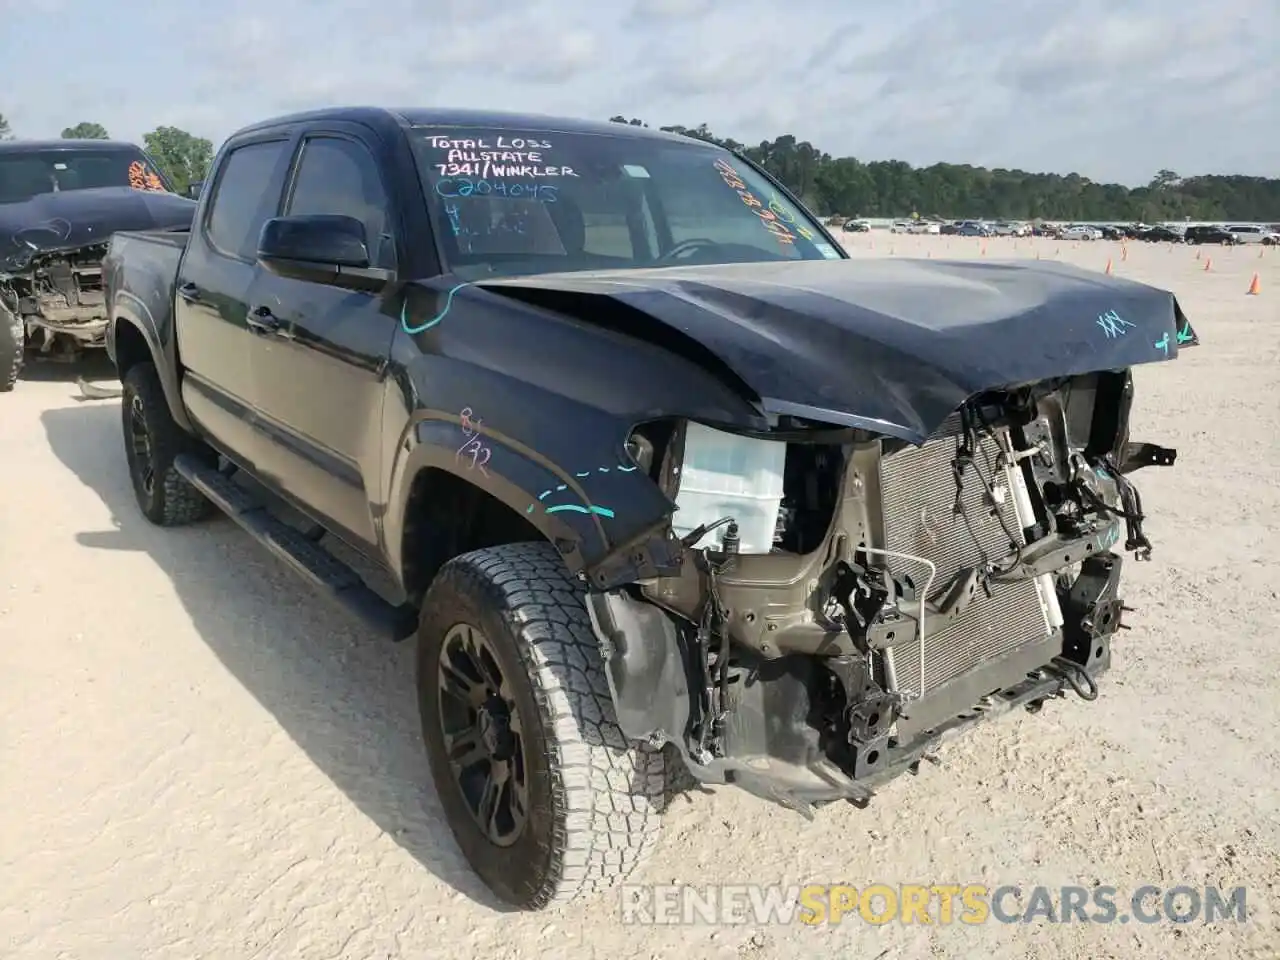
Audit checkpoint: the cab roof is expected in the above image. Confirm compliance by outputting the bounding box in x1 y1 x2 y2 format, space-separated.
0 139 147 153
232 106 697 145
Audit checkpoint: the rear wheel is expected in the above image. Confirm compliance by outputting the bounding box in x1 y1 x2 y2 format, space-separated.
417 541 664 909
121 362 216 526
1 304 23 393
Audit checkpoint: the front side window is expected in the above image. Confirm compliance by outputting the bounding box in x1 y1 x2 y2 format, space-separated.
0 148 173 205
408 126 842 280
205 140 290 260
286 136 395 269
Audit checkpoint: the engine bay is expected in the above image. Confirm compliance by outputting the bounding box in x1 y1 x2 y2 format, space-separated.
0 243 111 357
591 368 1178 812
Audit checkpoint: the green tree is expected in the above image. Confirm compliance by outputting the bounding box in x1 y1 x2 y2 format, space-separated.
61 122 110 139
0 113 12 140
141 125 213 194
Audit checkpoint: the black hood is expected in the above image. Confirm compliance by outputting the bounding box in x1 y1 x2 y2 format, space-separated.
0 187 196 272
478 258 1200 444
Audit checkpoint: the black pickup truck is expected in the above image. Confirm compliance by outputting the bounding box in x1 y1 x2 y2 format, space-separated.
1 139 196 390
102 106 1198 910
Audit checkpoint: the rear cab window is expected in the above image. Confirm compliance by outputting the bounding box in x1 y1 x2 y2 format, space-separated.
408 126 842 280
205 140 291 260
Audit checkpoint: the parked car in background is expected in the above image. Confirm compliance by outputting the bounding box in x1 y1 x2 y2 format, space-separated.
1184 225 1238 245
1059 224 1101 241
1138 225 1184 243
940 221 961 235
1227 225 1278 245
0 139 196 391
1032 223 1059 238
1097 225 1126 240
955 220 993 237
842 219 870 233
889 220 912 233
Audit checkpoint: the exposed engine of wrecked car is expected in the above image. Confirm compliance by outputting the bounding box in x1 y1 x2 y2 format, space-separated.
589 368 1177 814
1 241 111 358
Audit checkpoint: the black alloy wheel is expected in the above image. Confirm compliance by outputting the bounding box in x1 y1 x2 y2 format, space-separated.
127 391 156 499
436 622 530 847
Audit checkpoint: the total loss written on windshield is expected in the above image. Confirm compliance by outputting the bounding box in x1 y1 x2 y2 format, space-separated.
410 128 844 276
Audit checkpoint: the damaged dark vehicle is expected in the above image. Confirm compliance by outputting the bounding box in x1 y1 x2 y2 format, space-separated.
102 108 1198 911
0 139 196 391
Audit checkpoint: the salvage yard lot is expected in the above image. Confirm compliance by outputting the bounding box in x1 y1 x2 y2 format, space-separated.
2 235 1277 960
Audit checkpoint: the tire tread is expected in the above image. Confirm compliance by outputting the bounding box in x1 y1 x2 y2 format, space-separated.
122 362 214 527
424 541 664 908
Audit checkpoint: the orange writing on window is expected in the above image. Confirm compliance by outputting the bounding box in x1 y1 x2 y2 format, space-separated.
713 158 795 247
128 160 167 192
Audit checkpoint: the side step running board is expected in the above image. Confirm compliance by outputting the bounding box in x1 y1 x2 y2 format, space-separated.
174 454 417 642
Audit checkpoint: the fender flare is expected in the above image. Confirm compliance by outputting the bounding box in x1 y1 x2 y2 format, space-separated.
382 411 676 587
108 291 195 433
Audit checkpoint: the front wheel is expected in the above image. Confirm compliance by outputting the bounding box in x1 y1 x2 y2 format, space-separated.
417 541 664 909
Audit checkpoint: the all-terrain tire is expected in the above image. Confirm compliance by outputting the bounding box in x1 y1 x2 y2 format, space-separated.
121 362 216 526
0 304 23 393
417 541 664 910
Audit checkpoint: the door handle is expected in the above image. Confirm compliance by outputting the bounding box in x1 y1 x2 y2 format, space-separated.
177 281 201 303
246 305 293 339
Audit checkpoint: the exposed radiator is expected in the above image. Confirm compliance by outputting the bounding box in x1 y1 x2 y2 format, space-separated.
876 417 1051 695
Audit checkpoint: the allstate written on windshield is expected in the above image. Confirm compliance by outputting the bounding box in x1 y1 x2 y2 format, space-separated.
423 135 581 180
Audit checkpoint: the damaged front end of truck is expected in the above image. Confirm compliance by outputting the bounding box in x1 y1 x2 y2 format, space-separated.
0 146 197 390
1 237 115 361
496 259 1201 816
588 373 1184 815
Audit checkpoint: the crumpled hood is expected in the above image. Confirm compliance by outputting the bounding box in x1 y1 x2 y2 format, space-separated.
0 187 196 272
478 257 1200 443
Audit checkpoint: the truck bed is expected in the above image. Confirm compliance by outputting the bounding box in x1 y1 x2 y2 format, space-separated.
110 228 191 250
102 229 189 381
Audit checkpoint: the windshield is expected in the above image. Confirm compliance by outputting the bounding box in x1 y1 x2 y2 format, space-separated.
0 147 173 205
408 126 843 280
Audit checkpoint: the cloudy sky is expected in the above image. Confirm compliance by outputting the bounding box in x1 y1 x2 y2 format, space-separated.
2 0 1275 186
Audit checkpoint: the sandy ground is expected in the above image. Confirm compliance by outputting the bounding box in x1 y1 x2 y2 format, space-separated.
2 234 1278 960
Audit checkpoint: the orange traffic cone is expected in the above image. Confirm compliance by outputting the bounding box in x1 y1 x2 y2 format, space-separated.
1121 245 1128 261
1247 272 1261 295
1104 258 1113 275
1204 257 1212 272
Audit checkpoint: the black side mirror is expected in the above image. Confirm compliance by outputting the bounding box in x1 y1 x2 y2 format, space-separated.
257 214 392 291
187 180 204 200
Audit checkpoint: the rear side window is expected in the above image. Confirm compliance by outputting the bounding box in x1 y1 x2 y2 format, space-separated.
206 140 289 260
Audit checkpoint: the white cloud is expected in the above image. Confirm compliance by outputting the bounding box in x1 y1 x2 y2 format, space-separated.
0 0 1275 185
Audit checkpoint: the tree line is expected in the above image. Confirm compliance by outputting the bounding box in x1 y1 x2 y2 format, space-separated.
0 113 213 196
609 117 1280 223
2 109 1274 221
